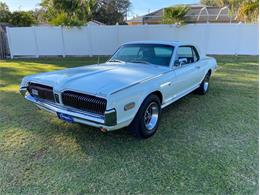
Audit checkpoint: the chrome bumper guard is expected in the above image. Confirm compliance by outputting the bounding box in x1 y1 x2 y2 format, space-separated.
19 87 117 127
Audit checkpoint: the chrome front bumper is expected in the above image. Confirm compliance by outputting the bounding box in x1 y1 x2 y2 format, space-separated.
20 88 117 130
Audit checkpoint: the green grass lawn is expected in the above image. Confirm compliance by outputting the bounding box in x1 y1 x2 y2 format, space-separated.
0 56 258 194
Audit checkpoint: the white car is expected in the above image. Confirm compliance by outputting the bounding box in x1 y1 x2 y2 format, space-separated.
20 41 217 138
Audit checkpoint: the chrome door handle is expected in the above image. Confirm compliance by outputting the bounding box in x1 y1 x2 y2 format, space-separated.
160 82 172 88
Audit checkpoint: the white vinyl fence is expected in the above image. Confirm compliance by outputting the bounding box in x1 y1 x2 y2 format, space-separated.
6 23 259 58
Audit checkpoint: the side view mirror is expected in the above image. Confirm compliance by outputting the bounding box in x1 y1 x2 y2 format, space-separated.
174 58 187 67
174 60 180 67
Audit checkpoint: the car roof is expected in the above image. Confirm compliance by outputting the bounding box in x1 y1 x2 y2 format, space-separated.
122 40 188 47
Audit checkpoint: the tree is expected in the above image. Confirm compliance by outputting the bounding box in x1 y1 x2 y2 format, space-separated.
40 0 95 26
0 3 36 26
162 6 190 25
92 0 131 25
33 8 49 24
201 0 258 22
0 2 11 23
200 0 222 7
237 0 259 23
9 11 36 26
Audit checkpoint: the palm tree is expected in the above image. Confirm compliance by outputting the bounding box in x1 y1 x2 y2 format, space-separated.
162 6 190 25
41 0 95 26
237 0 259 23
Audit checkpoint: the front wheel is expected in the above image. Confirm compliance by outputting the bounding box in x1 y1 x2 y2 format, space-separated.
128 94 161 139
196 71 211 95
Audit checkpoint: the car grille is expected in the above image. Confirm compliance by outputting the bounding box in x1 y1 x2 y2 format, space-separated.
61 91 107 115
27 83 54 102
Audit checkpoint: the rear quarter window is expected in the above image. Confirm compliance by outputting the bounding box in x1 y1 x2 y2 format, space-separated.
178 47 193 58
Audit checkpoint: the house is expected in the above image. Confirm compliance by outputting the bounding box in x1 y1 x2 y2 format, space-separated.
127 4 238 25
0 23 12 59
126 16 144 25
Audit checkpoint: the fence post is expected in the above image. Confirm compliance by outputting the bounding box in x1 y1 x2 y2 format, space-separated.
87 25 93 57
33 26 39 58
60 26 66 58
116 23 120 48
144 23 149 40
204 23 210 55
6 27 14 59
235 23 241 56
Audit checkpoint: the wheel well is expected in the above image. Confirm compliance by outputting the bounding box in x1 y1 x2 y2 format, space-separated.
149 91 163 104
130 90 163 125
208 69 212 76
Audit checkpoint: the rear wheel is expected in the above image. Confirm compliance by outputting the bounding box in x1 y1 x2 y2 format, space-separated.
196 71 211 95
128 94 161 138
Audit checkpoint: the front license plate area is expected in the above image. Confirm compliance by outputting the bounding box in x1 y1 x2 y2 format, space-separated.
57 113 74 123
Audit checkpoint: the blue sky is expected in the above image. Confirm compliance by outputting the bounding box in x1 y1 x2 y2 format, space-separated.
2 0 199 18
129 0 199 17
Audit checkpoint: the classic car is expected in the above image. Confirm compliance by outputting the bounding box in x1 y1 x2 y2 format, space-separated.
20 41 217 138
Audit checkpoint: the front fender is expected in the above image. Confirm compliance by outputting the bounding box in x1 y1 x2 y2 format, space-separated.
108 81 163 126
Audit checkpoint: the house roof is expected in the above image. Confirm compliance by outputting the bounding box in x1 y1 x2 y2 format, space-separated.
87 20 105 25
127 16 144 23
127 4 237 24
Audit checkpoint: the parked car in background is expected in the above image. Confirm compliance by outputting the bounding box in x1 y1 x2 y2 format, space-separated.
20 41 217 138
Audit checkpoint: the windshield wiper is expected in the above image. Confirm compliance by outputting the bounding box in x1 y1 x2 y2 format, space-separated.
108 59 125 63
130 60 151 64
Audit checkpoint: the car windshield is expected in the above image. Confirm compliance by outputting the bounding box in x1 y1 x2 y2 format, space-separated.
109 44 174 67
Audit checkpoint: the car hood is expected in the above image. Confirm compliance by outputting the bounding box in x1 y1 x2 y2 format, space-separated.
27 63 170 97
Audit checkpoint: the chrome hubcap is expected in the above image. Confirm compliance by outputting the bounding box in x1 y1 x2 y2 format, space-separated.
204 81 209 91
144 102 159 131
203 75 210 91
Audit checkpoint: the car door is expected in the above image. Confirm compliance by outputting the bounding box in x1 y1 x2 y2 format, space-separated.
191 46 205 83
171 45 201 98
